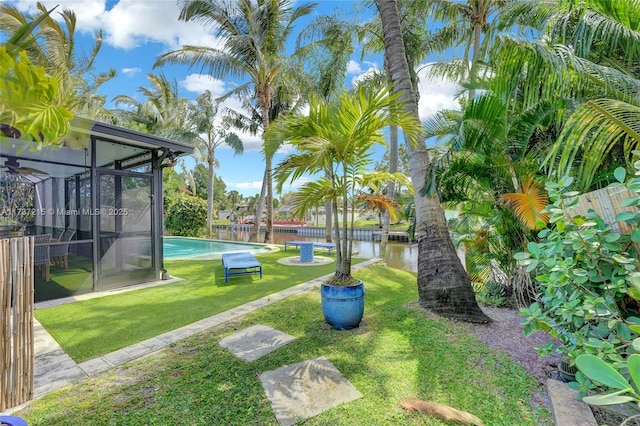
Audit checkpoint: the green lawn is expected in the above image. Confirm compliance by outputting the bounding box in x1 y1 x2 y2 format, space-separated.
35 250 363 362
19 265 551 425
34 254 94 302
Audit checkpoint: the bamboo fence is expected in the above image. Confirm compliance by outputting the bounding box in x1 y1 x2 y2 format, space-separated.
0 236 35 411
572 186 639 254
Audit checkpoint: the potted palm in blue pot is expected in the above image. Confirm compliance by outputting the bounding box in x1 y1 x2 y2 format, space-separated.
265 85 419 329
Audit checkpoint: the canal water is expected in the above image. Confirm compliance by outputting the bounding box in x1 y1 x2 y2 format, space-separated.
208 227 418 273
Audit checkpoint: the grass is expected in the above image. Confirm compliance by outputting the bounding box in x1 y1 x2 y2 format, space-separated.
34 255 93 302
18 265 551 425
35 250 363 362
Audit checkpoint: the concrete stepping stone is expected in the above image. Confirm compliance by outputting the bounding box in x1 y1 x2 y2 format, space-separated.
219 324 296 362
259 356 363 425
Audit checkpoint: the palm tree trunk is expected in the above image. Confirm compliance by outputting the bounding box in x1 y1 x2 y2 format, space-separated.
207 156 215 238
264 158 274 243
249 168 267 242
325 176 332 243
380 124 398 256
379 0 489 323
250 94 272 243
468 21 482 101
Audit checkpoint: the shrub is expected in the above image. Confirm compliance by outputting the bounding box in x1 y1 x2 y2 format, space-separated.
517 164 640 384
164 193 206 237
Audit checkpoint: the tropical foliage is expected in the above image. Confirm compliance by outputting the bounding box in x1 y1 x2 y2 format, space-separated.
266 85 420 284
0 6 73 145
112 73 194 142
518 165 640 390
164 192 207 237
0 2 115 120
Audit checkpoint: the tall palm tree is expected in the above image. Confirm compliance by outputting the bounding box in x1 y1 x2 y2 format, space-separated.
0 2 115 119
112 73 194 143
359 0 432 256
154 0 315 244
378 0 490 323
426 0 508 100
189 90 243 238
296 12 358 243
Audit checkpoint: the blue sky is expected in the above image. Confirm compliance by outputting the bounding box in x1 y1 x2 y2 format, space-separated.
10 0 461 197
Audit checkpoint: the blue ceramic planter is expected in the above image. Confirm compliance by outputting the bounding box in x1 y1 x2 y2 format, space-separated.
0 416 28 426
321 281 365 330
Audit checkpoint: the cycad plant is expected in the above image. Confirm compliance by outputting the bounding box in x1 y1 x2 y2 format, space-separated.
265 85 420 285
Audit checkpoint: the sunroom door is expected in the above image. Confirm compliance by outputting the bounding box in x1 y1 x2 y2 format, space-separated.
97 171 154 289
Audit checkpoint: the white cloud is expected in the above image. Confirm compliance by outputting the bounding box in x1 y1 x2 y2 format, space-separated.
416 63 462 120
234 181 263 191
351 65 379 86
121 67 141 77
346 60 361 74
100 1 220 50
182 74 227 96
16 0 106 33
16 0 222 51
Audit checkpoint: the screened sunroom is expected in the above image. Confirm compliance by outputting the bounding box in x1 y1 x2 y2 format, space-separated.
0 117 193 302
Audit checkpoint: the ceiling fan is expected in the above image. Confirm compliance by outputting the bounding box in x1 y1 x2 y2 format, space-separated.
1 156 49 175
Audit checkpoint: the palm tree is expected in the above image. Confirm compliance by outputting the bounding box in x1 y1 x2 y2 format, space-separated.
0 5 73 145
426 0 508 100
0 2 115 119
492 0 640 191
378 0 490 323
266 85 420 283
154 0 315 244
112 73 194 143
189 91 243 238
296 13 359 244
358 0 432 257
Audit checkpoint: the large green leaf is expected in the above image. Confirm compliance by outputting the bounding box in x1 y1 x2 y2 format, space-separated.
576 354 631 390
582 394 636 406
628 355 640 393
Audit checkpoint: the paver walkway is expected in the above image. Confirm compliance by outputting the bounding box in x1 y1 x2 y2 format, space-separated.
220 325 363 424
219 324 296 362
2 258 380 415
260 356 363 425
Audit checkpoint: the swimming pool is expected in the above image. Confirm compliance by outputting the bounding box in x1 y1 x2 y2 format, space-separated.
163 237 273 260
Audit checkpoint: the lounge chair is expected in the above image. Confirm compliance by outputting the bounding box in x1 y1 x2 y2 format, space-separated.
283 240 336 255
221 252 262 283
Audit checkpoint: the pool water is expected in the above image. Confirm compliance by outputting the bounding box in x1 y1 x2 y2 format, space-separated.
163 237 272 260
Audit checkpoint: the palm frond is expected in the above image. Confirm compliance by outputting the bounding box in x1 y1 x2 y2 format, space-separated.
500 178 549 229
550 98 640 190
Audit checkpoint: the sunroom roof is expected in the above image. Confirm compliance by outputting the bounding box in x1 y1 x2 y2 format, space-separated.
0 116 194 183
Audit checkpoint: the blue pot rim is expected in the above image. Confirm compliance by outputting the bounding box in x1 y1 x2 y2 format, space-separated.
321 279 363 289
